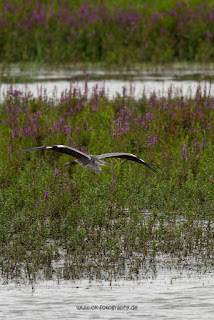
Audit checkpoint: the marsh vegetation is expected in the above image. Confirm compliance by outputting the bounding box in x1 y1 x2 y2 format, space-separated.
0 79 213 282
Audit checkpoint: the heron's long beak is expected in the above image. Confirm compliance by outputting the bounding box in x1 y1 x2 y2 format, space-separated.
100 160 112 166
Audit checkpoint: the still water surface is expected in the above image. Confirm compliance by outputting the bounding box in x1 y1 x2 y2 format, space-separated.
0 79 212 101
1 66 214 100
1 267 214 320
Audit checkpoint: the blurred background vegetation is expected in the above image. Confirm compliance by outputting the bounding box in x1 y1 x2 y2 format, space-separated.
1 0 214 65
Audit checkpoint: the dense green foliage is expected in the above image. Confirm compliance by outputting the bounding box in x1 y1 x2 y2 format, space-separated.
0 81 213 282
1 0 214 65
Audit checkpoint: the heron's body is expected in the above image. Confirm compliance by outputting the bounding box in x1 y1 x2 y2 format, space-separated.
75 155 103 174
18 144 156 173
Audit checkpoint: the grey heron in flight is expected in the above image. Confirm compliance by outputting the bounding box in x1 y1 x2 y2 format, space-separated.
18 145 156 174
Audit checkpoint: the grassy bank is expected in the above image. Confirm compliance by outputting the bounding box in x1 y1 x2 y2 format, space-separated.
1 0 214 65
0 80 213 282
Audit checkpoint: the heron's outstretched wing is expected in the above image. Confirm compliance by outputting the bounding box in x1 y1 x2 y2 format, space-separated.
18 145 91 160
97 152 156 172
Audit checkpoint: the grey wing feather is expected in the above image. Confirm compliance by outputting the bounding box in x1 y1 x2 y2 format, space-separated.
97 152 156 172
18 145 91 160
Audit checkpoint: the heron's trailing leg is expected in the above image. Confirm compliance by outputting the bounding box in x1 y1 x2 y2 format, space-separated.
63 161 77 167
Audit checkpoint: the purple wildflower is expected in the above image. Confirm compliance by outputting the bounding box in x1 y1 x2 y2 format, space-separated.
206 30 212 40
9 89 22 97
65 124 70 135
54 168 59 179
8 146 12 154
124 121 130 132
146 133 157 146
202 137 206 149
44 190 49 199
12 127 20 138
35 162 40 172
146 113 153 120
84 119 88 130
183 144 188 159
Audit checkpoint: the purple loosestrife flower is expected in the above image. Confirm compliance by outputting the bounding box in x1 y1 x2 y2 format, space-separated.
146 113 153 120
124 121 130 132
54 168 59 179
169 9 177 17
210 9 214 21
12 127 19 138
44 190 49 199
65 124 70 135
35 162 40 172
206 30 212 40
10 89 22 97
3 3 14 12
183 144 188 159
29 111 40 122
202 137 206 149
84 119 88 130
8 146 12 154
91 105 98 111
151 12 159 24
54 118 64 131
153 134 157 145
146 133 157 147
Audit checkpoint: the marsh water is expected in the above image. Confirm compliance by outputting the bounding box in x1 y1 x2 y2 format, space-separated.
1 64 214 100
1 65 214 319
1 266 214 320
